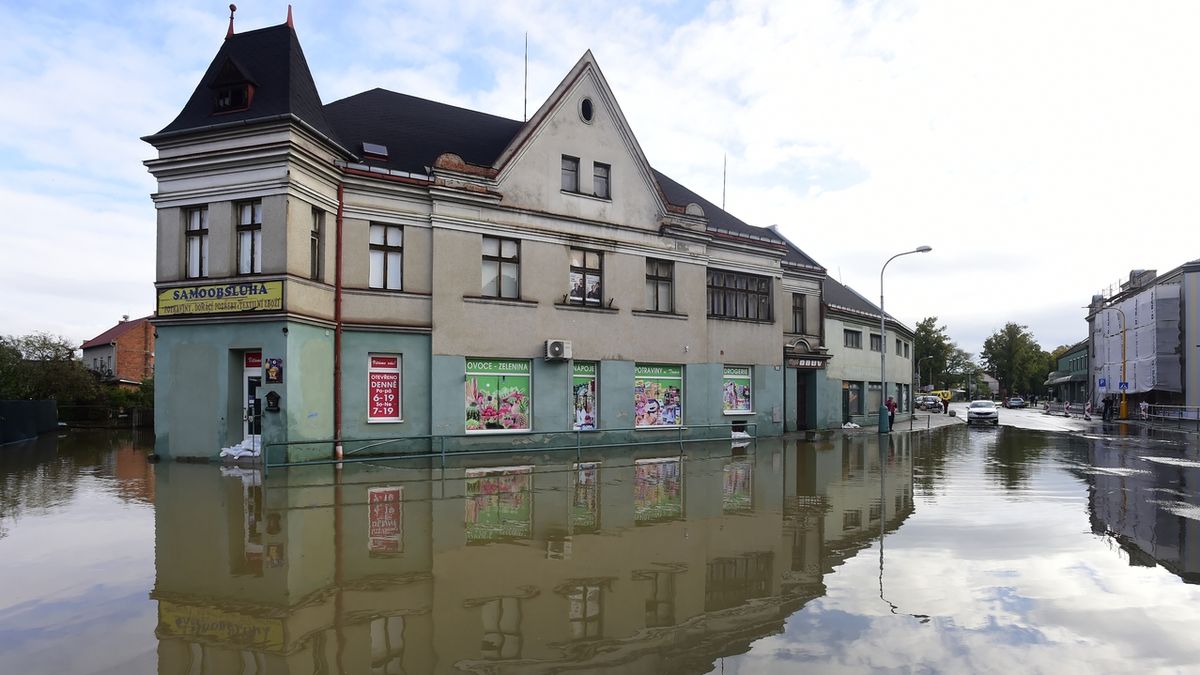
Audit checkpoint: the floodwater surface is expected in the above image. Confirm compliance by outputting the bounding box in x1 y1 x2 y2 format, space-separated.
1 425 1198 674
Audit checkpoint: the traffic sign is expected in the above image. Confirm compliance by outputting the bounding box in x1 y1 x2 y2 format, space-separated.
1098 377 1107 389
1119 381 1129 390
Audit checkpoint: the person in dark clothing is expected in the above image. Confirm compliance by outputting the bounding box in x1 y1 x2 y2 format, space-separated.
1102 396 1113 421
942 398 950 415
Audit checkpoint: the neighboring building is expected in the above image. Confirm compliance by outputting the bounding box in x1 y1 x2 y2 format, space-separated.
1044 339 1088 404
144 14 817 460
81 315 155 390
821 278 916 428
1086 263 1199 410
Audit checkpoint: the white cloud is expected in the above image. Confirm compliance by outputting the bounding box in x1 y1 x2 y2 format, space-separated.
0 0 1195 354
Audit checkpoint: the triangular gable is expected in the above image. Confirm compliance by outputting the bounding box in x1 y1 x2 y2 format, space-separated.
211 57 256 87
490 51 671 225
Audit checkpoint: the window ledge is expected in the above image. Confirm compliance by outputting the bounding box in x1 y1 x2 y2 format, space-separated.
705 315 774 325
463 295 538 307
350 287 432 298
631 310 688 320
554 303 618 314
560 189 612 203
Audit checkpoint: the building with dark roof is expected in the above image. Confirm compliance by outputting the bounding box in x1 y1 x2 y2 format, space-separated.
81 315 155 389
821 277 916 428
143 11 836 460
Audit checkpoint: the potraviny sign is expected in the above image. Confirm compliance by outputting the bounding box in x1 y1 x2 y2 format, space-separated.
157 281 283 316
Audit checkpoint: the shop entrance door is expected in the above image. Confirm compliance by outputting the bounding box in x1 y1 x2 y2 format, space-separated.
796 371 811 430
243 352 263 447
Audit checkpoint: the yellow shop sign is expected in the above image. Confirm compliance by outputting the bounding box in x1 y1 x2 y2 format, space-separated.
157 599 285 651
158 281 283 316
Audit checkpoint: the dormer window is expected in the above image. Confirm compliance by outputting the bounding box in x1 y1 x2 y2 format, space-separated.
214 84 252 113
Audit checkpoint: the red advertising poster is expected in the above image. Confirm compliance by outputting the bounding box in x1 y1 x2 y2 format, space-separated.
368 486 403 556
368 354 401 422
244 352 262 369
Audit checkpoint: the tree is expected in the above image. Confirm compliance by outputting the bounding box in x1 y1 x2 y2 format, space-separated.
913 317 954 389
980 323 1045 396
0 333 100 402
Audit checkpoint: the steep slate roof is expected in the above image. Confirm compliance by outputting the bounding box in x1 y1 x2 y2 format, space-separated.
323 88 525 175
81 317 151 349
823 277 910 332
150 24 340 147
152 21 816 251
652 170 786 246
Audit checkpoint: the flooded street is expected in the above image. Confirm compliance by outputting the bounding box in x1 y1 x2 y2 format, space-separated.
2 425 1198 674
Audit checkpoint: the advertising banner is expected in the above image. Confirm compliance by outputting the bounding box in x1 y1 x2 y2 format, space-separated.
368 355 401 422
368 486 403 556
722 366 753 414
157 281 283 316
634 364 683 427
466 359 531 432
634 457 683 523
465 466 533 542
573 361 598 430
157 600 285 652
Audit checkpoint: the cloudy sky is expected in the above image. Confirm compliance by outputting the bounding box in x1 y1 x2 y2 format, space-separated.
1 0 1194 357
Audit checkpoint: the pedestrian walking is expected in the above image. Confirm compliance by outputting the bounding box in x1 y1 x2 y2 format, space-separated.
1102 396 1113 421
885 396 897 431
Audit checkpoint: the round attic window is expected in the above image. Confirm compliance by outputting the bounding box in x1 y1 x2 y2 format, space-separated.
580 97 594 123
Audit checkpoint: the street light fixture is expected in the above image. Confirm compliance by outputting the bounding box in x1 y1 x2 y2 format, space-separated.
880 245 932 433
917 355 934 394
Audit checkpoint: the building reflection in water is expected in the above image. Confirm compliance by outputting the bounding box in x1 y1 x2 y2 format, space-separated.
1080 436 1200 584
151 436 914 674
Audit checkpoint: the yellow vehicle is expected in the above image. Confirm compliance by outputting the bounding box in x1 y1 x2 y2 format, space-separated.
930 390 953 402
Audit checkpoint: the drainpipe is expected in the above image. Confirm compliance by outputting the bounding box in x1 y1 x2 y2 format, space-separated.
334 180 345 460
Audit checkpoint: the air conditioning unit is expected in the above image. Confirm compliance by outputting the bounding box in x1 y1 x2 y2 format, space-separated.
545 339 572 361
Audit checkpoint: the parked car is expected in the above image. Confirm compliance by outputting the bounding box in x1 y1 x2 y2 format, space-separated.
919 396 942 411
966 400 999 425
1005 397 1026 409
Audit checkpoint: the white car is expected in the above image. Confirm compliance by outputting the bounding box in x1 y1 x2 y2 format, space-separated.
966 400 999 425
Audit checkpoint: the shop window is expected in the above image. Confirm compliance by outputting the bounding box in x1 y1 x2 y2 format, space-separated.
644 259 674 312
722 458 752 513
367 355 401 423
482 236 520 299
707 269 772 322
844 330 862 349
566 585 604 641
369 224 403 290
465 358 531 432
572 362 598 430
236 200 262 275
184 207 208 278
844 381 863 415
634 364 683 427
721 366 752 414
370 616 405 673
465 466 533 542
568 249 602 305
867 382 882 413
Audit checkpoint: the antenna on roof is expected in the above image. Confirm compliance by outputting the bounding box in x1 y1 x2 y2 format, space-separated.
722 154 727 211
524 32 529 122
226 4 237 39
286 4 294 28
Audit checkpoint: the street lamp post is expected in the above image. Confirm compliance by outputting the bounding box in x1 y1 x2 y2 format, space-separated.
917 355 934 395
880 245 933 433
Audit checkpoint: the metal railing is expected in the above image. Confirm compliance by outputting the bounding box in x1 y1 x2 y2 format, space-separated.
1146 404 1200 431
263 422 757 474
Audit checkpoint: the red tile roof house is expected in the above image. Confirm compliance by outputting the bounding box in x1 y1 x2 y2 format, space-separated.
81 316 155 390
